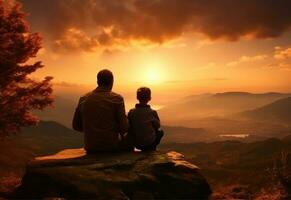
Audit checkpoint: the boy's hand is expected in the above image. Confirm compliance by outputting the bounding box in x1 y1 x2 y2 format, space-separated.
119 132 126 140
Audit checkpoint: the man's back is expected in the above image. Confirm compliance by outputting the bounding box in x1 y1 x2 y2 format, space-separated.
73 87 128 152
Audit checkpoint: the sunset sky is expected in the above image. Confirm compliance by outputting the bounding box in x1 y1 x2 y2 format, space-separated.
16 0 291 105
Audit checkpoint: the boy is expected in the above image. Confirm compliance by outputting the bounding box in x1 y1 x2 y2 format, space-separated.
128 87 164 151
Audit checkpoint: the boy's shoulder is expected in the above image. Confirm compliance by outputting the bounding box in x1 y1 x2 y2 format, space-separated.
129 105 156 114
128 107 136 116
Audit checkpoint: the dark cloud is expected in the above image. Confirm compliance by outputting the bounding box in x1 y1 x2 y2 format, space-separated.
19 0 291 52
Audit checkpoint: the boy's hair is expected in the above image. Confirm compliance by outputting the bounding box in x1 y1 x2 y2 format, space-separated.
137 87 151 102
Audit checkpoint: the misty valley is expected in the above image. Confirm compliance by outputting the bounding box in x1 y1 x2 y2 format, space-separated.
35 91 291 141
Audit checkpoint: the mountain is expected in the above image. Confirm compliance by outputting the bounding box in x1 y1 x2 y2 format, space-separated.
19 121 83 155
33 96 77 128
159 92 291 123
240 97 291 124
1 120 82 164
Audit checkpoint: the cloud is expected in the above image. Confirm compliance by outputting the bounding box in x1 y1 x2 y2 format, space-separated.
53 81 84 88
53 28 99 52
19 0 291 52
274 46 291 60
227 54 268 66
265 62 291 71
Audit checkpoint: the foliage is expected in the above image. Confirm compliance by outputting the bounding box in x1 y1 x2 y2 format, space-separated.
0 0 53 136
269 151 291 198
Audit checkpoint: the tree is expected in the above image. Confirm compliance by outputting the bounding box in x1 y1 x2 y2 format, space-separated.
0 0 53 136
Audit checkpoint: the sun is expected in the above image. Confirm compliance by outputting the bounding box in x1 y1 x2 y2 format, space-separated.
140 61 166 85
145 68 162 83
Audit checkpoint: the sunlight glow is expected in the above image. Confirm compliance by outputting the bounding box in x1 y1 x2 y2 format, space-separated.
140 60 166 85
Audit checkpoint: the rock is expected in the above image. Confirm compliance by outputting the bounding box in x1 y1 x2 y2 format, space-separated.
14 148 212 199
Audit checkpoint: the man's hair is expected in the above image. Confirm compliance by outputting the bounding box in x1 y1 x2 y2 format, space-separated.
97 69 114 87
137 87 151 102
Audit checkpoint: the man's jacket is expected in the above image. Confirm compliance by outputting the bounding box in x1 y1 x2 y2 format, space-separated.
72 87 128 152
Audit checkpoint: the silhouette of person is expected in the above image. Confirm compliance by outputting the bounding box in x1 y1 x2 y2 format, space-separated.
128 87 164 151
72 69 133 153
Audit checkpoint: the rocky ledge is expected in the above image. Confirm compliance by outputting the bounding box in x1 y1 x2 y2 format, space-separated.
14 148 211 199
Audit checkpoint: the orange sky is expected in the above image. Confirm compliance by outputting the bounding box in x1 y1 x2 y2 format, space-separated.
18 0 291 104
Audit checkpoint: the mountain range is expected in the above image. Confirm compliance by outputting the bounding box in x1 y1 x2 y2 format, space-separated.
34 92 291 129
159 92 291 123
239 97 291 124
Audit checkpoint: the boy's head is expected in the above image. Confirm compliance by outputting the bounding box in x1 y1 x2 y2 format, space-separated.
137 87 151 104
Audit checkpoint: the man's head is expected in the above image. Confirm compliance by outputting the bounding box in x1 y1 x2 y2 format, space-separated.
97 69 114 89
137 87 151 104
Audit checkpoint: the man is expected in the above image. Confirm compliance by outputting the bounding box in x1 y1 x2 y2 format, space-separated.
72 69 132 153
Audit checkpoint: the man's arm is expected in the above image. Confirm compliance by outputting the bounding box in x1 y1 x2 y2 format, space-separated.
72 97 84 132
116 98 129 136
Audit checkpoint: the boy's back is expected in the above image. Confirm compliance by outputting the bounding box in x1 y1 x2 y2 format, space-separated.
128 104 160 148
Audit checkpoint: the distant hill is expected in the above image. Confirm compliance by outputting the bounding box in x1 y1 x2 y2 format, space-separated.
159 92 291 123
239 97 291 124
19 121 83 156
0 120 83 194
33 96 77 128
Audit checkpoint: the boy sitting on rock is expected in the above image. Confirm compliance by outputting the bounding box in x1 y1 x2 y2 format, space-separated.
128 87 164 151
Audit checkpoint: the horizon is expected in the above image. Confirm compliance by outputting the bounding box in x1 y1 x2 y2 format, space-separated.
53 81 291 110
53 82 291 113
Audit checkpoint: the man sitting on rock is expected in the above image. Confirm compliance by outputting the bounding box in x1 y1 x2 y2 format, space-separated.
72 69 133 153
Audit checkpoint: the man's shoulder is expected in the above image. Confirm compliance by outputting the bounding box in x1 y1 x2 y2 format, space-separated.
80 92 93 100
109 91 124 100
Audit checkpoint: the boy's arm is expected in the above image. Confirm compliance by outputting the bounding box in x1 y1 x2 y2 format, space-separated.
152 110 161 130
